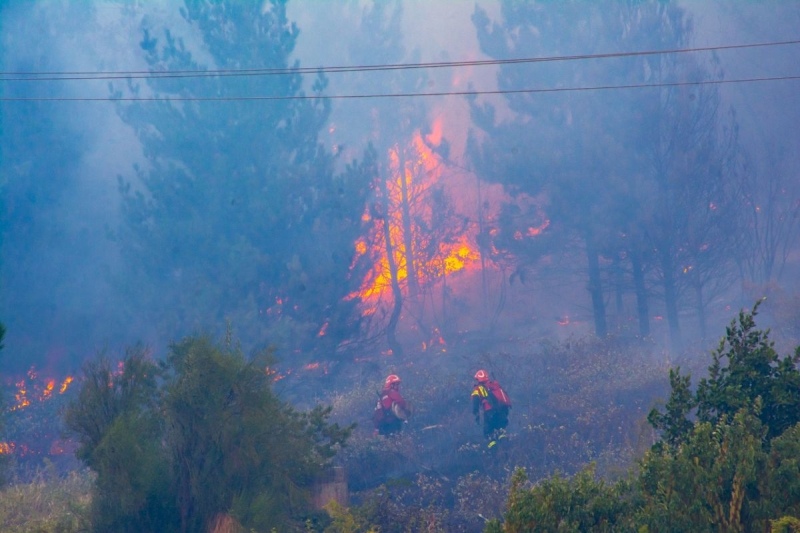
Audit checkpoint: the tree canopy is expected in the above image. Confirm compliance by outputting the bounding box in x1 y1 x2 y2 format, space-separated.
468 0 747 344
115 0 373 364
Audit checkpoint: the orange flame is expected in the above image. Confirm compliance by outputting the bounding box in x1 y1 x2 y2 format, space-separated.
350 118 481 304
7 370 75 412
59 376 74 394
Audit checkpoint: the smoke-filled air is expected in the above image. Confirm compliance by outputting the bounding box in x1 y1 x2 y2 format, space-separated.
1 1 799 531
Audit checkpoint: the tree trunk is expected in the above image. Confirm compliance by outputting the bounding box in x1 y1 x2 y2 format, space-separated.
630 247 651 337
586 240 608 337
694 280 707 340
397 148 419 299
659 248 682 351
381 174 404 357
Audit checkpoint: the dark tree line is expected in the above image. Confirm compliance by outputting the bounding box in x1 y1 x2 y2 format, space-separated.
467 0 786 350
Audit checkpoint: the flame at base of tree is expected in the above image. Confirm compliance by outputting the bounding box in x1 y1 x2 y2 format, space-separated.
348 121 484 306
344 117 554 355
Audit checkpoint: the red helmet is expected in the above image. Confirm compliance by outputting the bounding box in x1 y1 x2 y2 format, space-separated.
385 374 401 386
474 369 489 383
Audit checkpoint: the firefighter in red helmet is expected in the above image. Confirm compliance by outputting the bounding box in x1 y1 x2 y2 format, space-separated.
471 369 511 448
373 374 411 436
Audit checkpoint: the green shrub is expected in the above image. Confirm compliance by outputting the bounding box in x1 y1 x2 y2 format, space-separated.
489 303 800 532
64 333 352 532
0 466 92 533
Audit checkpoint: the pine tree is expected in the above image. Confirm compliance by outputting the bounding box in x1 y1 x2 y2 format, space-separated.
115 0 371 363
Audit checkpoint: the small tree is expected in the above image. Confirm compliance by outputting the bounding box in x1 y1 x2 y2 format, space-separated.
649 300 800 446
63 346 172 532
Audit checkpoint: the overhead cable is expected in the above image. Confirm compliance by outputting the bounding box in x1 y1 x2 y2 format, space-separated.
1 39 799 82
1 74 798 102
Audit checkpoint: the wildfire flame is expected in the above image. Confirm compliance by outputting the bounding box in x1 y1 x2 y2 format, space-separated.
349 118 482 303
6 372 74 412
2 369 76 458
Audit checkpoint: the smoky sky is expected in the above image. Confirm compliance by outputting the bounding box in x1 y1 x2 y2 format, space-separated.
1 0 799 376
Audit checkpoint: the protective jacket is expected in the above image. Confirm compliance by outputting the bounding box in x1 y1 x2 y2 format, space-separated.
472 379 511 440
373 386 409 435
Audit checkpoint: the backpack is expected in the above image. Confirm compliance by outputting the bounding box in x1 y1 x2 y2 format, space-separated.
486 380 511 408
372 399 387 426
373 392 408 426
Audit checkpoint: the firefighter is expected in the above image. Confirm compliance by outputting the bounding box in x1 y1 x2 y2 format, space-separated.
471 369 511 448
373 374 411 436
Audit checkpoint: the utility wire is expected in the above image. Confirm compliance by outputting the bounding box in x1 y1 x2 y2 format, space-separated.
1 39 799 81
1 74 798 102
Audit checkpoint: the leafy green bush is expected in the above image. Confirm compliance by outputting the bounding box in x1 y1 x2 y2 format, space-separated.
485 466 634 533
489 303 800 532
649 300 800 445
64 333 353 532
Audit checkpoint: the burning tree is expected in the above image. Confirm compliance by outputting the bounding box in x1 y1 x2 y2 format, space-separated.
337 2 498 357
351 122 479 356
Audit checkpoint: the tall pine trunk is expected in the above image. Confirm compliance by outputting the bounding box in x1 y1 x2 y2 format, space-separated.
659 248 682 351
631 246 651 337
380 173 404 357
586 239 608 337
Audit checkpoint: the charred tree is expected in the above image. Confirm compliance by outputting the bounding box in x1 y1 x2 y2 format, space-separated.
377 170 405 358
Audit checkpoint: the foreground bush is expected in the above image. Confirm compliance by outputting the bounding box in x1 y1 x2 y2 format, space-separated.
0 467 92 533
64 334 352 533
488 303 800 532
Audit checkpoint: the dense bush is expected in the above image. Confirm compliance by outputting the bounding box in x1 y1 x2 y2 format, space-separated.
64 334 352 533
489 302 800 532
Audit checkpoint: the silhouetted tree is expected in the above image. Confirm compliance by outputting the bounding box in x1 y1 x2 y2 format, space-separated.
469 1 746 344
735 149 800 286
115 0 371 364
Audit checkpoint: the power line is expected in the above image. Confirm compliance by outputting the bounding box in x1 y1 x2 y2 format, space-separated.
1 74 798 102
6 75 800 102
1 39 798 82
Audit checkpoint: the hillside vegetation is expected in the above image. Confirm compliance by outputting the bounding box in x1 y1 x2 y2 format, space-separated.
2 302 799 531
